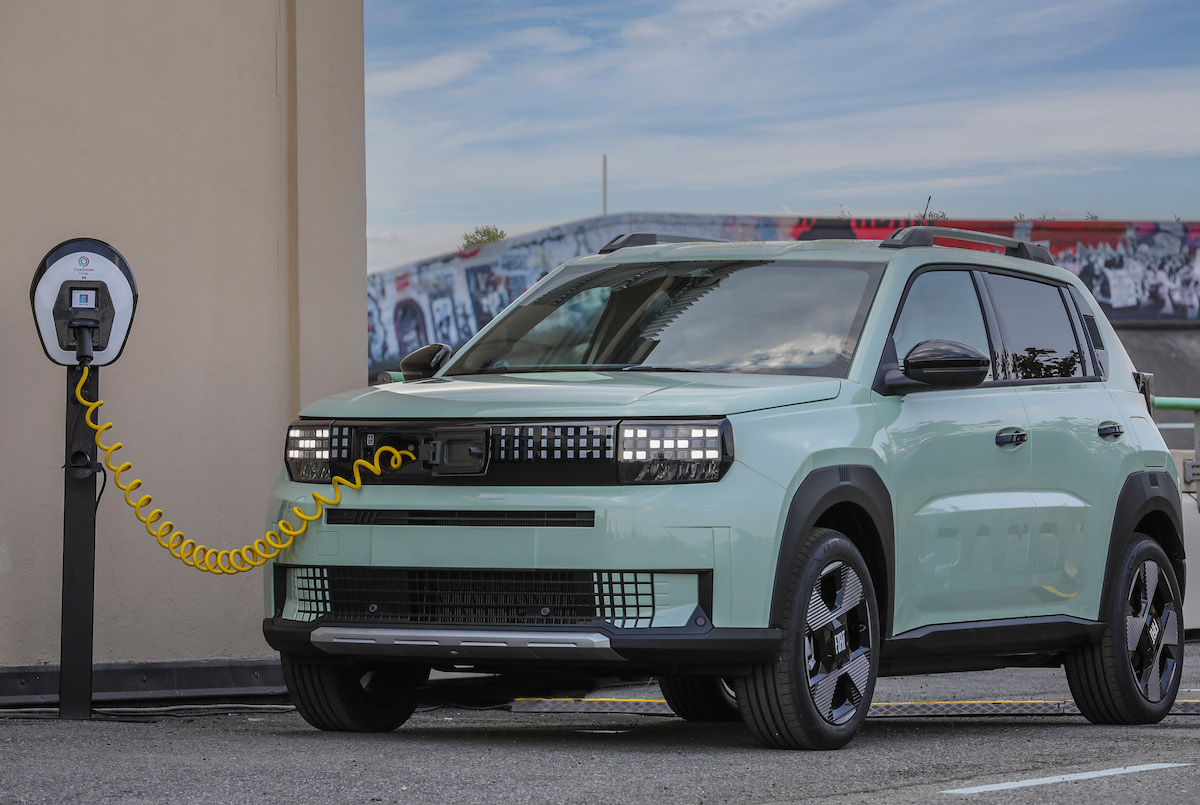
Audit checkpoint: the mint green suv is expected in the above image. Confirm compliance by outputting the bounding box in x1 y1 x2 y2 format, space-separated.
263 227 1185 749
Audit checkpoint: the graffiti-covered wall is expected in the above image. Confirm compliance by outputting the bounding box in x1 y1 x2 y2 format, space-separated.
367 213 1200 378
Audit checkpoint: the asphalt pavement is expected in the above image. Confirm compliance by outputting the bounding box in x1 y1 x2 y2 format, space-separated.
2 647 1198 804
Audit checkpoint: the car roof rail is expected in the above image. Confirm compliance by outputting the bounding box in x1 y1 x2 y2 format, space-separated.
880 226 1056 266
598 232 730 254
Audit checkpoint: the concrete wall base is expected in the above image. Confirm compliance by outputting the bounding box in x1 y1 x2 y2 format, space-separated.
0 659 285 708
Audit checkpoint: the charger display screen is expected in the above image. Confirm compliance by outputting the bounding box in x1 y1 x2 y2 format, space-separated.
71 289 97 309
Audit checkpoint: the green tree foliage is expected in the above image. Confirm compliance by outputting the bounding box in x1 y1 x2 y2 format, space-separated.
460 225 507 250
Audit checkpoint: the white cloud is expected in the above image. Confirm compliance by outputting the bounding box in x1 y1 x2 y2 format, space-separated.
369 67 1200 203
622 0 839 45
363 1 1200 266
506 26 593 54
365 50 491 98
825 166 1119 199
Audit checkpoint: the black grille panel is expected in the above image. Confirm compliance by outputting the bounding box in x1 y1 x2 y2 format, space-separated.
325 510 594 528
328 419 621 485
284 566 656 627
395 569 595 625
492 424 615 462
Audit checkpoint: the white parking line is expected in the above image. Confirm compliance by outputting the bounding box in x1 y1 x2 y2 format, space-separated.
942 763 1193 795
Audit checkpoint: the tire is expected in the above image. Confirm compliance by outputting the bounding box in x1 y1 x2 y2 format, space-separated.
737 527 879 750
281 653 430 732
658 675 741 721
1065 536 1184 724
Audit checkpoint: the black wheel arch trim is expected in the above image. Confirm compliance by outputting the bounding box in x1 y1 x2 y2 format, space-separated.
1101 471 1186 610
768 465 895 636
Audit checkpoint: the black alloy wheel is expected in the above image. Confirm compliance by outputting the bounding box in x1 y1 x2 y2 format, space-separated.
1123 555 1182 704
803 559 874 726
1065 535 1184 724
738 527 879 749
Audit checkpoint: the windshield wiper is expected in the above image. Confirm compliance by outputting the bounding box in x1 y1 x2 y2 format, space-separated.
459 365 715 375
462 366 601 375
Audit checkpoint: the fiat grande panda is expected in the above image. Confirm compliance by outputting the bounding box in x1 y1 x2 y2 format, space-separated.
263 227 1185 749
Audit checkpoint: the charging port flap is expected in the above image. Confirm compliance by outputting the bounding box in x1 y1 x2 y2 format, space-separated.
428 430 487 475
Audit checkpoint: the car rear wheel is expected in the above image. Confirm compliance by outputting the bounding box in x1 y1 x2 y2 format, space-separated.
281 653 430 732
658 674 740 721
737 527 879 750
1065 535 1183 724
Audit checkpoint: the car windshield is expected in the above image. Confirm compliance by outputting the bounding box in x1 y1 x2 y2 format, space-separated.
444 259 884 378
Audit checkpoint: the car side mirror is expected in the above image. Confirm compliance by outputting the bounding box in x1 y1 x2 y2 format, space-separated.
885 339 989 394
399 343 454 380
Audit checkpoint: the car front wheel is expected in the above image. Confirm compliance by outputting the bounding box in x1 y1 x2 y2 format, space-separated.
737 527 879 750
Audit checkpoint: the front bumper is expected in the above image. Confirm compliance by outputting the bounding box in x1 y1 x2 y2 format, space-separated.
264 461 789 630
262 616 781 673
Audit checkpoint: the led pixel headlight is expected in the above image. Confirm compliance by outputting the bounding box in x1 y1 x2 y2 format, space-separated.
284 419 349 482
617 419 733 484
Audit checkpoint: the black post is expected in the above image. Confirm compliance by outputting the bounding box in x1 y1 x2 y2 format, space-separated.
60 364 98 719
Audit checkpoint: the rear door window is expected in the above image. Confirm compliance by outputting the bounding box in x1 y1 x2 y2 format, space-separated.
983 273 1085 381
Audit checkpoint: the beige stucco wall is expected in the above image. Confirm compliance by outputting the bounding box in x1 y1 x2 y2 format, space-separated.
0 1 365 667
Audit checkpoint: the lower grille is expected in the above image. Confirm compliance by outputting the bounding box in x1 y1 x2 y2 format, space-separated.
285 566 655 629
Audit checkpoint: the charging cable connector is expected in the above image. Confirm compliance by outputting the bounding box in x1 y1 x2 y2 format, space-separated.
68 316 101 365
73 366 414 575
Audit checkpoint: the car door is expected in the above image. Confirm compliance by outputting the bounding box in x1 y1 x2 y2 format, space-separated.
981 271 1140 622
874 267 1037 636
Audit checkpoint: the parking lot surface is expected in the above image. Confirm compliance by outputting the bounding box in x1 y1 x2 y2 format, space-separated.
2 648 1198 804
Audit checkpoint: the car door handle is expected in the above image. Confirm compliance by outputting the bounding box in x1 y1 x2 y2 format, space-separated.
1098 424 1125 438
995 430 1028 446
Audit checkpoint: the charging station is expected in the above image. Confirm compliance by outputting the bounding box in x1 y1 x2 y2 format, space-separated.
30 238 138 719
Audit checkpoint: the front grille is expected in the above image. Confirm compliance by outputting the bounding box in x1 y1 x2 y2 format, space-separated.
491 424 615 462
284 566 655 628
325 510 594 528
328 419 621 485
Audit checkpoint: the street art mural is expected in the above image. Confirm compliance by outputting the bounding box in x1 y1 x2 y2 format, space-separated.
367 213 1200 378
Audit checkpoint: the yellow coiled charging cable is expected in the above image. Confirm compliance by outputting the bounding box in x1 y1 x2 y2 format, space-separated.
74 365 414 575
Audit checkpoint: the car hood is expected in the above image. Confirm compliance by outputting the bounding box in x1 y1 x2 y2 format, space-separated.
300 372 841 419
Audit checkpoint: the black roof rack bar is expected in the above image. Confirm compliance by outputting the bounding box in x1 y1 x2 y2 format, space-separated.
880 226 1056 266
598 232 729 254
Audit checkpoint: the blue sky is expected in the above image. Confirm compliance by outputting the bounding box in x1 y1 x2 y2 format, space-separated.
363 0 1200 271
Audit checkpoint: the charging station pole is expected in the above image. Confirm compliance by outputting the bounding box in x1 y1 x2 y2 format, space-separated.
60 364 99 719
31 238 138 721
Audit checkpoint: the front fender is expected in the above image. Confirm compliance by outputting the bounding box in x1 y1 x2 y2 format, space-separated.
768 466 895 636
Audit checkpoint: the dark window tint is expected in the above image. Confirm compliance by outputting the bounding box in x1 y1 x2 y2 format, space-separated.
1081 315 1105 377
1082 315 1104 352
1068 286 1105 377
985 273 1084 380
892 270 993 381
447 260 883 377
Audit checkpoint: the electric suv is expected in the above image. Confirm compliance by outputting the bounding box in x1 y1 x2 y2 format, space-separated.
263 227 1186 749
